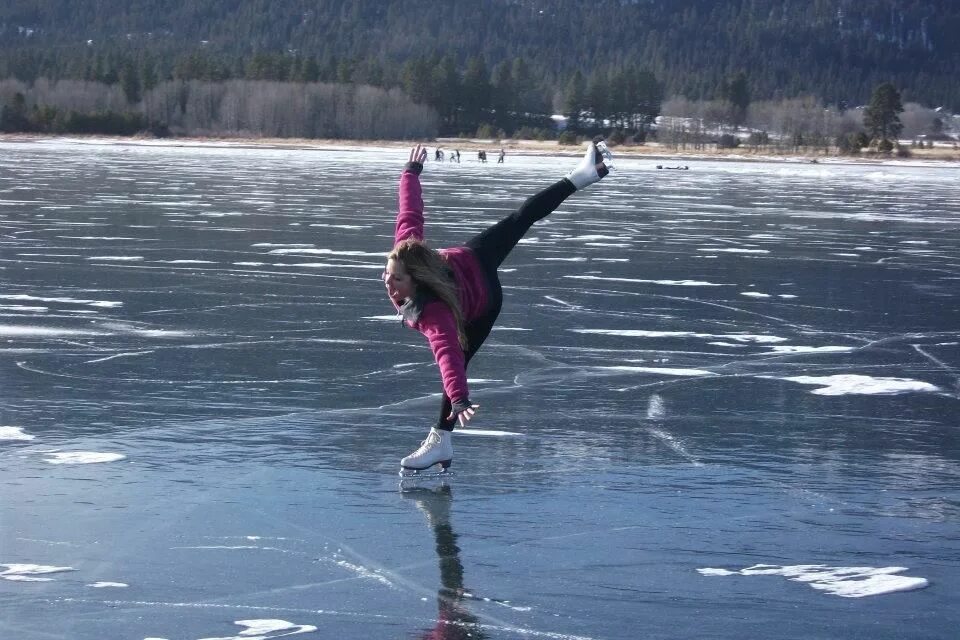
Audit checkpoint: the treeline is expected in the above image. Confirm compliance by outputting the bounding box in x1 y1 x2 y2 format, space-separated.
0 78 437 139
659 84 952 156
0 54 664 141
2 0 959 110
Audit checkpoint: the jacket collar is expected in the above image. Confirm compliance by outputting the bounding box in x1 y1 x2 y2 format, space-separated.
399 289 437 324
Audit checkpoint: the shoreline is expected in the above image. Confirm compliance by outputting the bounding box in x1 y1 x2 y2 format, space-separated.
3 133 959 167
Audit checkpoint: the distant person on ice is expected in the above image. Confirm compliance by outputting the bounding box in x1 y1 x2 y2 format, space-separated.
497 148 505 163
384 141 612 473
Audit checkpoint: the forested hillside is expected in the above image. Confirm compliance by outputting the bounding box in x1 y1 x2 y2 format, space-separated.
0 0 957 144
1 0 957 108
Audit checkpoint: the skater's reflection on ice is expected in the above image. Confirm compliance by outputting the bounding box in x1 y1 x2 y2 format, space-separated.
401 485 487 640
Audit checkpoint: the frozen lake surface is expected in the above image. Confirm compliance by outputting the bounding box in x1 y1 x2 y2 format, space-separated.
1 140 958 639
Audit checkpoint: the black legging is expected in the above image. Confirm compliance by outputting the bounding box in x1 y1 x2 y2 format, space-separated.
435 178 577 430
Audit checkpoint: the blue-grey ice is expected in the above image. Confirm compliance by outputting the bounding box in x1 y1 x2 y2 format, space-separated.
1 141 958 640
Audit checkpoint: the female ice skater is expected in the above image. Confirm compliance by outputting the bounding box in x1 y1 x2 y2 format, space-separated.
385 141 612 473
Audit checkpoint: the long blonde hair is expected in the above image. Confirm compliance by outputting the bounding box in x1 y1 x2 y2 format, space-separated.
389 239 468 350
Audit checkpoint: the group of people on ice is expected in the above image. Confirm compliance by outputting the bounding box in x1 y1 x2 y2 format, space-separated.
430 147 506 164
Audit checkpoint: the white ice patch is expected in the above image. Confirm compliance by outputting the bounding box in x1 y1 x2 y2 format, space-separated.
1 563 74 582
0 305 48 312
332 559 394 588
268 248 385 257
364 315 400 322
284 263 382 269
564 234 625 241
85 256 144 261
44 451 126 465
0 294 122 308
0 326 108 337
697 248 770 254
768 346 855 354
538 257 588 262
251 243 315 248
597 366 715 377
573 329 787 344
565 275 727 286
646 394 665 419
157 260 216 264
198 619 317 640
697 564 928 598
88 581 128 588
0 426 34 441
457 429 522 437
740 291 770 298
777 374 939 396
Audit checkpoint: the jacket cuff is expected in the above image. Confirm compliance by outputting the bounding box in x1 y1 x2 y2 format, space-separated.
404 161 423 175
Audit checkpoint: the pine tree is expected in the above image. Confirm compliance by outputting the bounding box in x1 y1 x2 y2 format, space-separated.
564 70 586 132
864 82 904 147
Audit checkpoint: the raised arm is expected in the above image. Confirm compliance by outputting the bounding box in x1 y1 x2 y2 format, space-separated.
395 144 428 244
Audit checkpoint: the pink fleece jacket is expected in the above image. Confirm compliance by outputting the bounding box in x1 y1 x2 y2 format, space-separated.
393 168 489 405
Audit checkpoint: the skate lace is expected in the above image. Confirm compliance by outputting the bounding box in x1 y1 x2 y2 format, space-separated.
416 431 442 453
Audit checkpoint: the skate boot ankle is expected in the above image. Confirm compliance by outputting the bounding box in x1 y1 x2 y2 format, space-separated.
565 140 611 190
400 427 453 471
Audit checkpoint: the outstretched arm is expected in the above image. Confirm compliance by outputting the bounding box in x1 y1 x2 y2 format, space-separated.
418 302 480 427
395 144 428 244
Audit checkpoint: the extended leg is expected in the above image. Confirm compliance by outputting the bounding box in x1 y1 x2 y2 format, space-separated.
466 178 575 271
466 141 610 271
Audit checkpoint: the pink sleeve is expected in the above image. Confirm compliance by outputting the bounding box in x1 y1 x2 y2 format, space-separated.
417 302 469 403
395 170 424 243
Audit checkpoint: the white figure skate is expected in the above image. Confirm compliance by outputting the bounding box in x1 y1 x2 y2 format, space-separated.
399 428 454 483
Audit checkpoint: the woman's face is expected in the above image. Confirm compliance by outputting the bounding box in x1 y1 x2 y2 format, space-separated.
384 258 415 304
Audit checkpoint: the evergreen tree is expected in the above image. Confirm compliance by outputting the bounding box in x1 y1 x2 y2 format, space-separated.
121 61 141 104
722 71 750 126
864 82 904 146
564 70 586 132
461 56 491 132
401 57 432 105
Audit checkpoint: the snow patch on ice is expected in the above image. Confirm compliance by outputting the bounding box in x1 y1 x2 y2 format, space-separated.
457 429 523 437
88 581 128 588
0 426 34 441
776 374 939 395
85 256 144 261
566 275 728 286
768 346 855 354
1 563 75 582
199 619 317 639
0 294 121 308
573 329 787 344
44 451 126 465
597 366 716 377
697 564 928 598
0 325 108 337
698 248 770 254
268 248 385 257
